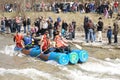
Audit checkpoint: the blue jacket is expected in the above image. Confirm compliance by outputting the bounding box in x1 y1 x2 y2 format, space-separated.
107 29 112 38
23 36 32 45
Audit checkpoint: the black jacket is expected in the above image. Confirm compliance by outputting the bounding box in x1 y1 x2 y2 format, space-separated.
97 21 103 31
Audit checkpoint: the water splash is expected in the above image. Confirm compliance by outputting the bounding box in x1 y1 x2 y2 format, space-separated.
58 65 119 80
79 57 120 76
0 45 25 57
0 68 60 80
0 45 120 80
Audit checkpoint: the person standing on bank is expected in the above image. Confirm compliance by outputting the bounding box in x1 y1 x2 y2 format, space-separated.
23 18 27 33
107 26 112 45
113 21 119 43
1 17 5 33
83 16 89 41
26 17 31 32
87 19 94 43
97 17 103 42
72 20 76 39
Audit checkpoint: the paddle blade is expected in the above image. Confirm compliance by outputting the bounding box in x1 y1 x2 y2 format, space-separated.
74 44 82 49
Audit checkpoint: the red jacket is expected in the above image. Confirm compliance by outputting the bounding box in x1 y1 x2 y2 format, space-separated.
14 34 23 48
41 34 50 51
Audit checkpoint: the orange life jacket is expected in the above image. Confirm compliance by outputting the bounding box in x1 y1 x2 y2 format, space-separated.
14 34 23 48
41 34 50 51
54 35 65 48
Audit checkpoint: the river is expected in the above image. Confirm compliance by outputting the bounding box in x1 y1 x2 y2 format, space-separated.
0 34 120 80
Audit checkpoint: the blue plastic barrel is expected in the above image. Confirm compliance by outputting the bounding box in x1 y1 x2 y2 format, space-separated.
48 52 69 65
72 50 89 63
68 51 79 64
29 46 41 57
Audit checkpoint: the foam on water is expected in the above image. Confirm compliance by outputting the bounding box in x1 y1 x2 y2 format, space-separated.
58 66 119 80
0 68 61 80
0 45 25 57
79 57 120 76
105 58 120 63
46 60 59 65
0 45 120 80
66 69 119 80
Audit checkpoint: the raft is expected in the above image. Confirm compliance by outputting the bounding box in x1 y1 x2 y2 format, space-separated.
48 52 69 65
68 51 79 64
20 47 89 65
72 50 89 63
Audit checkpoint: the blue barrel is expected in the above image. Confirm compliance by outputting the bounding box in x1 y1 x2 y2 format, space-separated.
68 51 79 64
72 50 89 63
48 52 69 65
29 46 41 57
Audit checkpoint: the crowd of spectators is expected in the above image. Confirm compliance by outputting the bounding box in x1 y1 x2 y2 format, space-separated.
0 15 119 45
0 16 76 40
0 0 120 45
2 0 119 14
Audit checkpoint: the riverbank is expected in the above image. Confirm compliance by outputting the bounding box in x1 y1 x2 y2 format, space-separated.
71 32 120 60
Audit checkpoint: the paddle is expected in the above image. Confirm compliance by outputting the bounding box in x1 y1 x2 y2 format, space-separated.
35 49 48 58
15 41 32 56
34 47 55 58
68 41 82 50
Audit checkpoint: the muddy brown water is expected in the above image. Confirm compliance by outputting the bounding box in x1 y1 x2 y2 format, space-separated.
0 34 120 80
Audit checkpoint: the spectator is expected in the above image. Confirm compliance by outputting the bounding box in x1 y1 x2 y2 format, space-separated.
113 0 119 13
23 18 27 33
1 17 5 33
61 20 68 36
5 17 9 33
97 17 103 42
47 20 53 39
34 18 41 36
26 17 31 32
83 16 89 41
16 17 21 33
79 2 84 13
107 26 112 44
108 7 113 18
31 25 38 34
72 20 76 39
68 23 74 40
87 19 94 43
104 8 109 18
113 21 119 43
8 18 12 33
41 19 48 35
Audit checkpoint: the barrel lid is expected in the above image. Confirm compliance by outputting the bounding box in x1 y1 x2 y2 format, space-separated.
79 50 88 63
58 54 69 65
71 50 89 63
68 52 79 64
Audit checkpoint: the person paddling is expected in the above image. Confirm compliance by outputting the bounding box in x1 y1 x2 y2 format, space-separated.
54 31 71 53
40 30 51 54
14 31 24 51
23 32 33 49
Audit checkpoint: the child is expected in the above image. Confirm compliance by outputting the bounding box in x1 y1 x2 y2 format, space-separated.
107 26 112 44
